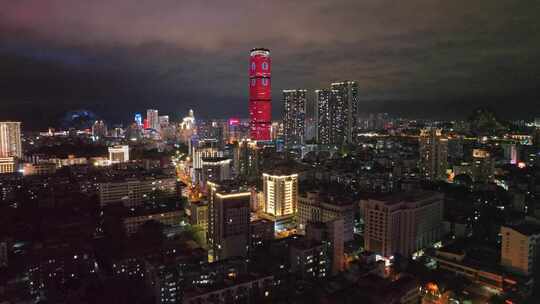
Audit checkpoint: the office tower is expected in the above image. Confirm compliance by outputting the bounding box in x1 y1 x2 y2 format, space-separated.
234 140 260 179
201 157 232 183
270 121 283 142
178 109 196 144
262 172 298 217
146 109 160 131
110 126 123 138
306 219 344 275
207 181 251 262
501 224 540 276
192 140 223 170
297 191 355 242
502 143 518 165
134 113 143 127
227 118 241 143
419 128 448 181
0 122 21 158
158 115 170 128
315 89 334 145
282 89 307 146
197 120 225 147
331 81 359 143
472 148 495 182
0 122 21 173
249 48 272 141
91 120 108 139
181 109 196 130
361 191 444 258
108 145 130 163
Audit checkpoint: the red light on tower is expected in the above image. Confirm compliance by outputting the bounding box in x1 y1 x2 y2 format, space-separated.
229 118 240 126
249 48 272 140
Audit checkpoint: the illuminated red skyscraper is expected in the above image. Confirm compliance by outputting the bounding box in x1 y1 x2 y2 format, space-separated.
249 48 272 140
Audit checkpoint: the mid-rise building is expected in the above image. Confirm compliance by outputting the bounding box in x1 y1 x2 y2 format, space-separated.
98 176 178 207
262 172 298 218
22 162 57 176
91 120 107 139
433 246 520 294
472 148 495 182
234 140 260 179
134 113 143 127
207 181 251 262
147 109 160 131
282 89 307 146
158 115 169 128
361 191 444 258
419 128 448 181
183 273 274 304
201 157 231 183
298 191 355 242
189 200 209 246
306 219 344 275
290 237 329 279
108 145 130 163
0 121 22 159
250 218 275 247
0 157 16 174
501 223 540 276
192 140 222 170
146 263 182 304
122 205 183 235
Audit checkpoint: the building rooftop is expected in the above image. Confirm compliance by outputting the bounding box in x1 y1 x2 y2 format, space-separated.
104 202 183 218
250 47 270 52
201 156 231 163
300 191 356 207
290 236 324 251
505 222 540 236
364 190 443 206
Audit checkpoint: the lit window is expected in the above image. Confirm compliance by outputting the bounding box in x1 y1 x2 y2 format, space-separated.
262 62 268 70
262 78 268 86
251 62 256 71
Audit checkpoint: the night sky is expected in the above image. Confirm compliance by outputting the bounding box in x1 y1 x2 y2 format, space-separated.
1 0 540 129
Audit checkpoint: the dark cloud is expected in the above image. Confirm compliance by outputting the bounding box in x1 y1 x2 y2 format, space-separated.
0 0 539 129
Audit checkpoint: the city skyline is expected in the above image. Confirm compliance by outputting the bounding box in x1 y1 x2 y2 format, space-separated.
1 0 540 129
2 2 540 303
